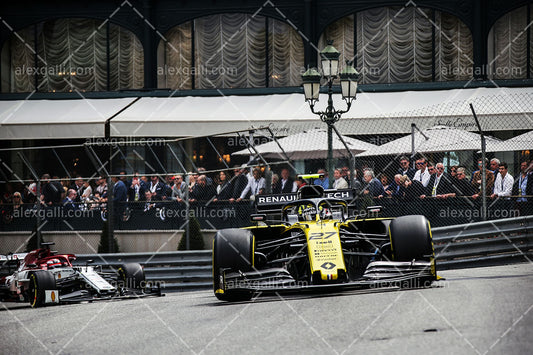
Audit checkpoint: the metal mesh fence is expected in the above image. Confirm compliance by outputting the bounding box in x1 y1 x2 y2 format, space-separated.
0 90 532 252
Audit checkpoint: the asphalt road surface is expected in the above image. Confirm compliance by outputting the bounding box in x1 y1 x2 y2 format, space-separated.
1 263 532 355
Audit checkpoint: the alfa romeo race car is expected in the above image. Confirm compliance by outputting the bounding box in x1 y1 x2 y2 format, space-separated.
0 243 161 307
213 180 437 301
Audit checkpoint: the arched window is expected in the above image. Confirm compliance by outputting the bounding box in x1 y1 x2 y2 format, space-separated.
489 5 532 79
1 18 144 92
157 14 304 89
319 7 474 84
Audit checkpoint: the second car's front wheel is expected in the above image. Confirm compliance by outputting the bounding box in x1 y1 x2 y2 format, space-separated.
27 271 56 308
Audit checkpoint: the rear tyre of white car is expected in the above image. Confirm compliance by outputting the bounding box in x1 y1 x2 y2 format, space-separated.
28 271 56 308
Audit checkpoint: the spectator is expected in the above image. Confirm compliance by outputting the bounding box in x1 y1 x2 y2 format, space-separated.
362 169 385 197
271 173 279 193
295 177 306 189
471 158 495 198
128 175 146 203
421 162 455 199
229 165 250 202
11 191 24 216
214 171 233 201
95 176 108 197
341 166 351 187
491 162 513 199
332 168 349 189
112 175 128 205
313 169 329 189
171 175 187 202
63 189 79 210
197 167 214 185
427 162 436 176
273 168 296 193
385 174 403 198
70 176 84 202
148 175 167 201
397 156 416 179
452 167 475 197
489 158 500 178
380 175 390 191
449 165 458 179
399 175 425 201
41 174 64 205
81 180 93 201
513 160 533 203
190 175 217 202
413 158 431 187
188 172 198 191
119 170 128 183
238 168 266 201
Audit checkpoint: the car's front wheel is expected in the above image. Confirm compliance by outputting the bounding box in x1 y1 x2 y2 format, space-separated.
213 228 254 301
27 271 56 308
389 215 434 261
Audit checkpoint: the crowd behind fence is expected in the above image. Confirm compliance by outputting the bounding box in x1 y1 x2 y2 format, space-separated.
1 156 532 232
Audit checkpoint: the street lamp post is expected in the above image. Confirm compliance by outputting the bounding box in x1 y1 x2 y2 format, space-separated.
302 40 359 188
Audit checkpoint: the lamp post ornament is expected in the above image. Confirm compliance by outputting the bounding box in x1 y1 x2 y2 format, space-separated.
302 40 359 188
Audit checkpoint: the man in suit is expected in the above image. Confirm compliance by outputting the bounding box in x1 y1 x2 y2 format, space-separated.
421 162 455 199
385 174 403 198
397 156 415 180
63 189 79 211
513 160 533 215
148 175 168 201
451 167 475 197
273 168 296 193
229 165 250 202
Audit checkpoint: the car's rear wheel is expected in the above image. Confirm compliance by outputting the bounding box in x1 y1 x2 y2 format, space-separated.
389 215 434 261
213 229 254 301
28 271 56 308
118 263 145 290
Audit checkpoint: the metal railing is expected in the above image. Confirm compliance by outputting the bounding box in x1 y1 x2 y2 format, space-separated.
72 215 533 292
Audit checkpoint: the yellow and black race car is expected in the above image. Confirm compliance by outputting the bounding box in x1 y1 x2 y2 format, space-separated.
213 176 437 301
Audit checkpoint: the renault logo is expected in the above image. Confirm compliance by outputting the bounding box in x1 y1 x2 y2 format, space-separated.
321 262 336 270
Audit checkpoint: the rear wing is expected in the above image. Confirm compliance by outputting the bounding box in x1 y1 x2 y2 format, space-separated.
255 188 357 214
0 253 27 277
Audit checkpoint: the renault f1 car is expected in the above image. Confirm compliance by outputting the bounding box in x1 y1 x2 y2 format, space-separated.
213 181 437 301
0 243 161 307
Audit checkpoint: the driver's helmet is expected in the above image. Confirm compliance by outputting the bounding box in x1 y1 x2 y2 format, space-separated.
320 206 332 220
298 204 317 221
46 258 61 269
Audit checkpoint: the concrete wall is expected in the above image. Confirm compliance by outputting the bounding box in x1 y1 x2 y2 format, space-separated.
0 230 217 254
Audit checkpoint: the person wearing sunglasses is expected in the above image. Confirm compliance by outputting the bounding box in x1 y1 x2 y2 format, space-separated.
413 158 431 187
397 156 415 180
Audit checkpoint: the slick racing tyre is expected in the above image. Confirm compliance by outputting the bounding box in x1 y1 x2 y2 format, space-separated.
389 215 434 261
28 271 56 308
118 263 145 290
213 229 254 302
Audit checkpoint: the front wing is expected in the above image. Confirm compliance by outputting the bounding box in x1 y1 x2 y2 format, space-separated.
219 260 436 295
